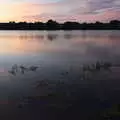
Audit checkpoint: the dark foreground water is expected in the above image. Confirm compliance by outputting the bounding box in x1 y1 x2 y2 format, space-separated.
0 30 120 120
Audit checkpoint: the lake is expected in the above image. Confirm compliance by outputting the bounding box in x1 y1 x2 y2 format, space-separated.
0 30 120 119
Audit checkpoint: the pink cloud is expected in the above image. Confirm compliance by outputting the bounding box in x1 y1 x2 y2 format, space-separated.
23 8 120 23
0 0 120 22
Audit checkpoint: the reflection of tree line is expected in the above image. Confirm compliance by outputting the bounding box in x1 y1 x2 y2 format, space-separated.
18 34 74 41
18 32 120 41
0 19 120 30
47 34 58 41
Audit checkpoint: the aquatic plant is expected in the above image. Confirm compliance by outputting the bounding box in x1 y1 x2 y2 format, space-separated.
29 66 39 72
8 64 39 75
8 69 16 76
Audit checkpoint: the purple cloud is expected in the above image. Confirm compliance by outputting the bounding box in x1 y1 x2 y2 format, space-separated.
22 0 120 22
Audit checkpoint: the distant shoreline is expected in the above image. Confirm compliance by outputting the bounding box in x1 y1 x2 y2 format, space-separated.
0 29 119 30
0 20 119 30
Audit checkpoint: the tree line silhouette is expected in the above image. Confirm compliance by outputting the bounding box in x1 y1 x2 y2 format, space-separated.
0 20 119 30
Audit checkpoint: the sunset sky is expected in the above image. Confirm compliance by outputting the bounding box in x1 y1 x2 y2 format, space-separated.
0 0 120 22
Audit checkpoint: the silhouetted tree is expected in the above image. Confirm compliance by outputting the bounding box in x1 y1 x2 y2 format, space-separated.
63 22 80 30
0 19 119 30
109 20 120 29
110 20 120 25
9 21 16 24
46 20 60 30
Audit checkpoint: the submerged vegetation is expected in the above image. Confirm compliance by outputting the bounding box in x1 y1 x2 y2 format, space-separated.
0 20 120 30
8 61 120 119
8 64 39 75
8 61 112 76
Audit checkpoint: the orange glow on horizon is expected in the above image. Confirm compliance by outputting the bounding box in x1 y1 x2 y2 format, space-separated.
0 3 46 22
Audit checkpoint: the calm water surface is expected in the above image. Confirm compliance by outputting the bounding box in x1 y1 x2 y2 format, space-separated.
0 30 120 119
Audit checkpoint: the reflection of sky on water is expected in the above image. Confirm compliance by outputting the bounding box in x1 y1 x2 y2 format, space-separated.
0 30 120 102
0 30 120 68
0 30 120 119
0 30 120 71
0 30 120 53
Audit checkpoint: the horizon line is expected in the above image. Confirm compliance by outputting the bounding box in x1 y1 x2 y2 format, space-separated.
0 19 119 24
